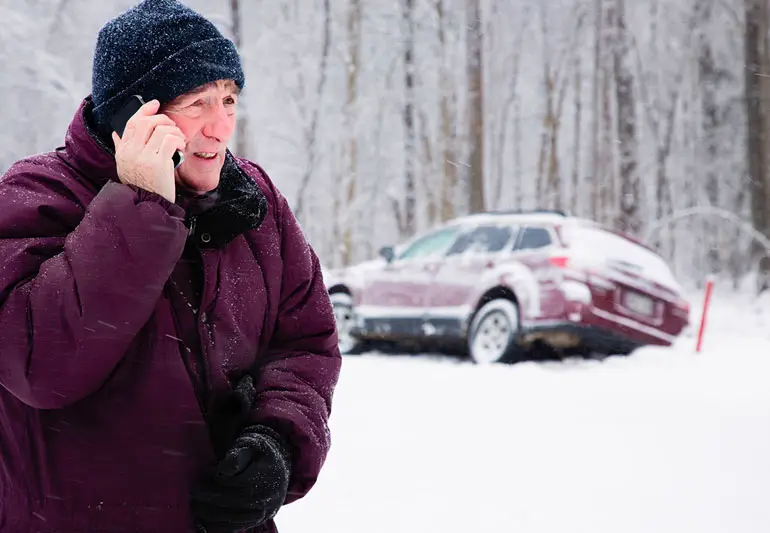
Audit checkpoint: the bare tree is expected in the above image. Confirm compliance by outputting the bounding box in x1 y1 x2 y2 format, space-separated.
535 2 560 210
418 109 438 225
485 1 529 211
294 0 332 221
230 0 252 159
436 0 459 221
571 12 585 216
590 0 617 223
634 3 671 224
396 0 417 236
613 0 641 235
745 0 770 286
589 0 603 218
466 0 485 213
599 0 617 225
343 0 363 264
536 3 584 211
696 0 721 274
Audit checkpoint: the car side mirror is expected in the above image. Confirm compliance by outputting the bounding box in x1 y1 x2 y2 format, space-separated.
379 245 395 263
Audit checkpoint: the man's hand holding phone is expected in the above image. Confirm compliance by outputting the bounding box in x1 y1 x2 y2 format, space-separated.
111 99 185 203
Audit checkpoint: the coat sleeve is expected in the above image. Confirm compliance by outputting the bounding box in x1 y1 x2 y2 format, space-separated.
248 182 342 505
0 168 188 410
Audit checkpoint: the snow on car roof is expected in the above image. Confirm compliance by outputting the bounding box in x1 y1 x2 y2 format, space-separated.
453 212 596 227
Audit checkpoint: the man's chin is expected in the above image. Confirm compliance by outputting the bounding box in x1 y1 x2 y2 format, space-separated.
175 174 221 195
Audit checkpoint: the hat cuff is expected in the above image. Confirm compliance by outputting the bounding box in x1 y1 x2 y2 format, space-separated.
92 37 244 136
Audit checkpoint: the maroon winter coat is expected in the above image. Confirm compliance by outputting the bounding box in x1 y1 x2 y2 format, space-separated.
0 99 341 532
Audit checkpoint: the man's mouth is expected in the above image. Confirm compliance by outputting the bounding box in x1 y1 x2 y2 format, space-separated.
193 152 217 160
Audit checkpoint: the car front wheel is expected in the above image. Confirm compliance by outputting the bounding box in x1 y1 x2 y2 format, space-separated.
467 298 522 364
330 292 362 355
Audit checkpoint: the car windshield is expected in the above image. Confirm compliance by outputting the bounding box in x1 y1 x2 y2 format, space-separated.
397 226 461 260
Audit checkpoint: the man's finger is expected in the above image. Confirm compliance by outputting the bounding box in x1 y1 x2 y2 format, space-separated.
121 99 160 138
131 115 179 148
145 125 185 155
129 98 161 122
157 134 186 163
212 459 263 487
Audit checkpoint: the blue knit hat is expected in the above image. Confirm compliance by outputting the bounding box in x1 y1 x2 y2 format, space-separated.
90 0 244 137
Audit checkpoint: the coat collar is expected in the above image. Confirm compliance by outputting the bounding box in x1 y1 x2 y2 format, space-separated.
187 153 267 249
58 97 120 188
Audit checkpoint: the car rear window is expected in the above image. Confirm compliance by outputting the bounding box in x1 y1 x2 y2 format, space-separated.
561 226 681 291
514 227 553 250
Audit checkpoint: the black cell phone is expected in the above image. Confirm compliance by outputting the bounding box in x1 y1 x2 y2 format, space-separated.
110 94 184 168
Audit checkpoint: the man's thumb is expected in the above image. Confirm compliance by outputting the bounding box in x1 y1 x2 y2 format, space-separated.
217 447 253 478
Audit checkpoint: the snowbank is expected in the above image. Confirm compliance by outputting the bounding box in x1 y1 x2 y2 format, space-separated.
278 286 770 532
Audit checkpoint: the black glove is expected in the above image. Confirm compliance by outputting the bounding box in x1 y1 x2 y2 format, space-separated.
192 425 291 532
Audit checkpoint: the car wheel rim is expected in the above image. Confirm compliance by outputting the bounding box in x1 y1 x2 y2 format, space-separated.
471 310 512 363
333 302 357 353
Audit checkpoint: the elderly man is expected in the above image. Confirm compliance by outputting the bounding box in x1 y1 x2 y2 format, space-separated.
0 1 341 532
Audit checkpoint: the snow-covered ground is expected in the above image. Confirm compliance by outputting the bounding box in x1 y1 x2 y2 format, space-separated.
278 284 770 533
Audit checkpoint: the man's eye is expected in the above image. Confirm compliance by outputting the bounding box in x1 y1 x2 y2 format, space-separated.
189 100 204 108
224 97 236 105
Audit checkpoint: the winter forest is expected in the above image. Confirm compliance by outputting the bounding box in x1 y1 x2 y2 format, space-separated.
2 0 770 290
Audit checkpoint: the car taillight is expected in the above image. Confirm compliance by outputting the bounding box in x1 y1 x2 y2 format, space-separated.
549 256 569 268
676 297 690 313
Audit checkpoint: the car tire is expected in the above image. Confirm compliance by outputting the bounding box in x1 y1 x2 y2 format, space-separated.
467 298 523 364
330 292 363 355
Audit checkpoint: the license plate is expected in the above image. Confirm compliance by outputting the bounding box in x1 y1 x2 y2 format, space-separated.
624 291 655 315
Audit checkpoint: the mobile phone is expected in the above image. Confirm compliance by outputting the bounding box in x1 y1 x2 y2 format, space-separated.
110 94 184 168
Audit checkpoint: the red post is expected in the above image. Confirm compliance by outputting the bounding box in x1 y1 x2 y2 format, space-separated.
696 277 715 353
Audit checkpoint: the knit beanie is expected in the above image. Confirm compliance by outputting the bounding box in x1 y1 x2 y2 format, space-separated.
90 0 244 139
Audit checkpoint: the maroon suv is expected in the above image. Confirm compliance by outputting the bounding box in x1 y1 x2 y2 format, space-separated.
324 211 691 363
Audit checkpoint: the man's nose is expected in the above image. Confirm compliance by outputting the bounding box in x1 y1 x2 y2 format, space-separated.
202 104 232 141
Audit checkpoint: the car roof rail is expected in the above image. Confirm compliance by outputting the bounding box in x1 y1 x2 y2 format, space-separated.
477 209 569 217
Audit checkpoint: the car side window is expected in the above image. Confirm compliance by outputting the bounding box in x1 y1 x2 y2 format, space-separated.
446 225 513 256
397 227 460 260
514 226 552 251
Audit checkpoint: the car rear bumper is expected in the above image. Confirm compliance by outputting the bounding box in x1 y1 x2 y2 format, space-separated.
522 298 685 353
518 321 644 354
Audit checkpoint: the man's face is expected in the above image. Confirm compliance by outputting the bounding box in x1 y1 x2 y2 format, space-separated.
163 79 239 194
